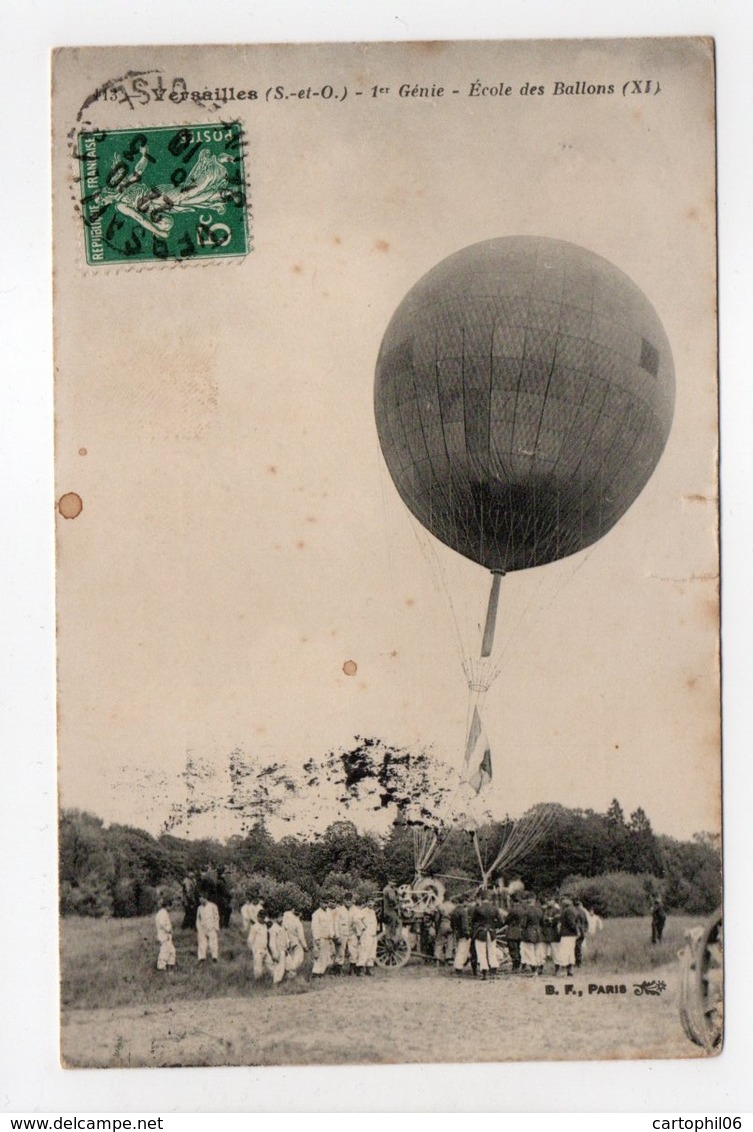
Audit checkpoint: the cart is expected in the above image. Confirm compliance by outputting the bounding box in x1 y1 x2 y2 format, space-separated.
374 877 513 971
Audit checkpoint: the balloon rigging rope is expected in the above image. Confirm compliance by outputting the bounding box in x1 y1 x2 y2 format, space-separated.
380 411 600 697
407 498 599 700
375 410 590 882
409 520 468 663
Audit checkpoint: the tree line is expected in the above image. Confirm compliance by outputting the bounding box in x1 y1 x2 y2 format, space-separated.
59 797 720 920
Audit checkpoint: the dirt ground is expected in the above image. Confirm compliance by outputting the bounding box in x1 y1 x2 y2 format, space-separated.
61 962 704 1068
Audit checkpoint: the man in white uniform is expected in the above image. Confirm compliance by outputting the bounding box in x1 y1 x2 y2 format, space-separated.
433 897 456 964
355 898 379 974
196 894 220 962
282 905 308 975
265 912 289 985
240 898 264 935
338 893 361 974
247 914 268 980
332 897 349 973
155 898 176 971
311 899 335 976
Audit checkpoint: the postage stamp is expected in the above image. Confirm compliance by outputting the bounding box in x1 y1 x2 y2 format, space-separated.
77 122 250 266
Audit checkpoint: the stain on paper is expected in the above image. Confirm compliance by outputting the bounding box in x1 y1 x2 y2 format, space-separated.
58 492 83 519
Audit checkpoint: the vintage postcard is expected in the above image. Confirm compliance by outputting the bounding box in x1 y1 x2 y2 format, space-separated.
52 38 720 1068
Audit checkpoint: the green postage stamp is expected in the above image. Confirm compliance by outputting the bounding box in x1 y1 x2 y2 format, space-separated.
77 122 250 265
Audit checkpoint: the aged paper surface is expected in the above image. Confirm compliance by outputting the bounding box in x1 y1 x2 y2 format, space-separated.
52 38 720 1069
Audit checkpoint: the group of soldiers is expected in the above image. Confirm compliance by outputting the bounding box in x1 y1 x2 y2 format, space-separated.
155 892 227 969
154 881 382 984
431 889 598 979
309 893 380 977
155 889 313 982
239 899 310 983
240 891 381 982
154 872 601 984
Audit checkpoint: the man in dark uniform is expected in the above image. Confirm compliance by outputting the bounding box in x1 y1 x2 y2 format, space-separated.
382 879 402 941
554 896 579 976
215 865 233 929
541 898 561 974
651 898 667 943
519 891 545 975
574 897 589 967
181 873 199 931
504 893 523 972
451 893 475 975
472 889 503 979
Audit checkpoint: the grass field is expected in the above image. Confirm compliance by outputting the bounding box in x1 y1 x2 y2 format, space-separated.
59 913 710 1067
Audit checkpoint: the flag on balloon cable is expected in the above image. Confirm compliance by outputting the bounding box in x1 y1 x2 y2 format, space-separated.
464 705 493 794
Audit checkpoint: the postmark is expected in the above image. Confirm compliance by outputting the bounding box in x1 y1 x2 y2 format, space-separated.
77 122 250 266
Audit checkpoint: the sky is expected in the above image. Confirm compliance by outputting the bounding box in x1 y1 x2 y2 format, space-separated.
53 38 720 842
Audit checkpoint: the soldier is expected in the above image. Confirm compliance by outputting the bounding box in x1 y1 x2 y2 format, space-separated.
585 905 604 937
541 898 561 973
451 894 475 975
331 895 348 973
196 894 220 963
382 880 402 942
433 895 456 965
504 893 523 973
355 897 379 975
337 892 361 974
574 896 590 966
311 898 335 977
265 909 289 985
240 892 264 936
553 896 579 977
181 873 199 931
473 889 502 979
519 891 545 976
155 897 176 972
247 905 268 980
215 865 233 929
282 903 308 976
651 898 667 944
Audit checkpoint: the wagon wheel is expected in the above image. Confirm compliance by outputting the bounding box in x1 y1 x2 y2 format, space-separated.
375 928 412 970
699 916 723 1049
494 928 513 973
679 909 723 1051
412 877 445 912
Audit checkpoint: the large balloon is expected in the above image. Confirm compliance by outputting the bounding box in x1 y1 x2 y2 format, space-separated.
375 237 675 573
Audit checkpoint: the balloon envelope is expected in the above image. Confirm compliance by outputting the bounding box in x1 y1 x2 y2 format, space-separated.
375 237 674 573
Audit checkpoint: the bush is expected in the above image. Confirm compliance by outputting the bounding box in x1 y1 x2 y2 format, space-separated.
561 872 659 917
233 873 313 917
273 880 314 917
60 875 113 918
112 878 159 918
320 871 378 904
156 879 183 908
